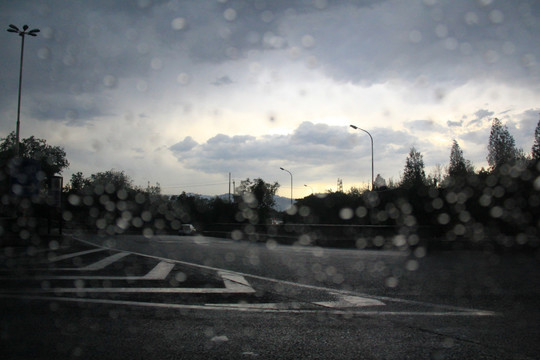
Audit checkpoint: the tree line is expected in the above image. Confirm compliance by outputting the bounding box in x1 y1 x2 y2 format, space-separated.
1 116 539 249
288 117 540 249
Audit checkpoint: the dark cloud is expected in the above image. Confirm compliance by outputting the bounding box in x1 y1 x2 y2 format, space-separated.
2 0 539 126
170 136 199 153
505 108 540 151
212 76 234 86
291 122 355 149
447 119 464 127
291 0 540 87
467 108 495 126
169 122 352 174
167 122 422 183
27 93 112 123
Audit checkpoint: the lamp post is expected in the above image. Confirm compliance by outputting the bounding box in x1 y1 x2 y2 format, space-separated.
280 167 293 205
304 184 313 195
7 24 40 157
350 124 374 191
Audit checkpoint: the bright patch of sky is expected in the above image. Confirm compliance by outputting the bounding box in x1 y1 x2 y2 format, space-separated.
1 0 539 198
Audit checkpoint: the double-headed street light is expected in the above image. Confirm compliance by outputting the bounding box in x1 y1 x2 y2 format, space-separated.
350 124 374 191
7 24 40 157
280 167 293 205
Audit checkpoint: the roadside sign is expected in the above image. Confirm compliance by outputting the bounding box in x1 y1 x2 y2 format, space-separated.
49 176 63 208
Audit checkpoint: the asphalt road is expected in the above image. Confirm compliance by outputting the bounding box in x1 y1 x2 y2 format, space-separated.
1 233 539 359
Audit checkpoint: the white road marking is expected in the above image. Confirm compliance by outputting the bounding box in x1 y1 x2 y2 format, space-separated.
314 293 385 308
142 261 176 280
47 249 106 263
2 275 148 280
4 287 254 294
0 294 497 316
29 235 497 316
0 262 256 295
219 271 256 293
10 257 173 281
81 252 130 271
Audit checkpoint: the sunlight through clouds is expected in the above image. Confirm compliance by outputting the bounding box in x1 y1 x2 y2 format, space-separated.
1 0 538 196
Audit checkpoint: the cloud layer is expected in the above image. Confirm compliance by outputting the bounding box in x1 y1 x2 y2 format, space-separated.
1 0 539 196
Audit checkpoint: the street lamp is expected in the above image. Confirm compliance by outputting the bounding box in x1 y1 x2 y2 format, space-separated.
350 124 374 191
7 24 40 157
280 167 293 205
304 184 313 195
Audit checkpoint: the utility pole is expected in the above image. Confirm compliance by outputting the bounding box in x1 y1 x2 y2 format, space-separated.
7 24 40 156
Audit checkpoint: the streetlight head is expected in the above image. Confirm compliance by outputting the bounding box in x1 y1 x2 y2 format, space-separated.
29 28 40 34
8 24 19 31
279 167 284 170
22 25 28 30
350 124 358 129
7 28 18 33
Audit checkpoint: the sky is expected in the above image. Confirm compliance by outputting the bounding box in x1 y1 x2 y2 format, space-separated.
1 0 539 198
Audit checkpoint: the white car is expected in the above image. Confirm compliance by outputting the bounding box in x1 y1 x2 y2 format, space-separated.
178 224 197 235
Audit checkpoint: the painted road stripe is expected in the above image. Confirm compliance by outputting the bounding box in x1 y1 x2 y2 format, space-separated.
81 252 130 271
4 287 254 294
47 248 106 263
314 294 385 308
0 270 256 295
219 271 256 293
1 275 151 280
142 261 176 280
69 235 498 316
0 294 497 316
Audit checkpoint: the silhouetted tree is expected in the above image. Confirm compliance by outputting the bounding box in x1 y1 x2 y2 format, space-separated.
401 147 426 188
374 174 387 189
0 132 69 182
145 182 162 196
532 117 540 160
68 172 90 192
89 170 135 192
236 178 280 222
487 118 517 170
448 140 473 178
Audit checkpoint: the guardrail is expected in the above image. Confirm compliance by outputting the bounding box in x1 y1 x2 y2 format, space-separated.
201 223 432 249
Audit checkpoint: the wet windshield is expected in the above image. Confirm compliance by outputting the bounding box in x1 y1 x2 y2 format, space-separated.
1 1 539 359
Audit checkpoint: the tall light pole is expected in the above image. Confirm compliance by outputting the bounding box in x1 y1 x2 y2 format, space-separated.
280 167 293 205
350 124 374 191
7 24 40 157
304 184 313 195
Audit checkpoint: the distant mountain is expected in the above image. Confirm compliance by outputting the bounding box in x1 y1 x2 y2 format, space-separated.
273 195 293 212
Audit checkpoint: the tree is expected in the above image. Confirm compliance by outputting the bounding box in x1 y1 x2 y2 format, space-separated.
401 147 426 188
0 132 69 180
448 140 474 178
374 174 387 189
236 178 280 222
250 178 279 210
88 170 134 193
68 171 90 192
487 118 517 169
532 117 540 160
146 182 162 196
